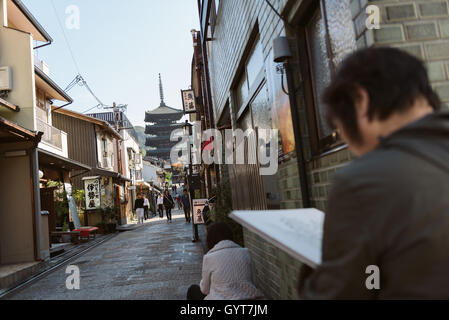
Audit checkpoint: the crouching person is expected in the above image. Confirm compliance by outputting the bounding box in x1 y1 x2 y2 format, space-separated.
187 222 263 300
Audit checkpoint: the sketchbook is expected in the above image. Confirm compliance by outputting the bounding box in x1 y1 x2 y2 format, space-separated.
229 209 325 269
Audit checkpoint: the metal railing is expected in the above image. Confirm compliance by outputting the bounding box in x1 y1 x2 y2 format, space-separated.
36 118 62 150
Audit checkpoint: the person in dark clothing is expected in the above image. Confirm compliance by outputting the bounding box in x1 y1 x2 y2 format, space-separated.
298 47 449 299
163 190 174 223
181 189 191 223
134 194 145 224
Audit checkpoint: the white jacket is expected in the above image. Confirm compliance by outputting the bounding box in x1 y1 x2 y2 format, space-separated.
200 240 262 300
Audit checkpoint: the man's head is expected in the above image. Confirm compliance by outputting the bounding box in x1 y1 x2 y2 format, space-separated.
183 189 187 194
324 47 440 156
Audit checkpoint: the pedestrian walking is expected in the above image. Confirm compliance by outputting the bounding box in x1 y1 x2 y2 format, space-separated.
298 47 449 299
143 195 150 220
177 195 181 210
181 189 191 223
186 222 262 300
163 189 174 223
157 193 164 218
134 193 145 225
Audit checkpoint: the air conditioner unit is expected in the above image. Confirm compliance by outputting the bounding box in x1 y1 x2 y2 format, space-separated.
0 67 12 91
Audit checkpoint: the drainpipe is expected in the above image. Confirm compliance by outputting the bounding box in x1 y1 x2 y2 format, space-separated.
285 63 311 208
52 100 73 112
31 148 44 260
34 41 52 50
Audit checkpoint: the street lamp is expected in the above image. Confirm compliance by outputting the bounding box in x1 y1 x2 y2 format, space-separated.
182 120 199 242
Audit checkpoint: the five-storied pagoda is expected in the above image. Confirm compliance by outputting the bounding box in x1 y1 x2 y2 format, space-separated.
145 74 184 161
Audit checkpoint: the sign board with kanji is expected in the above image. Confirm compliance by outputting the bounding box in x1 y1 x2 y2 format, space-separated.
83 177 101 210
181 89 196 114
192 199 207 225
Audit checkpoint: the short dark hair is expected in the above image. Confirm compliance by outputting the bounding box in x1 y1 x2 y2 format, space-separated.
323 47 441 143
206 222 234 251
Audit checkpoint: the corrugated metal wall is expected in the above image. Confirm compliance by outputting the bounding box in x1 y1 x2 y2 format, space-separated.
52 112 98 190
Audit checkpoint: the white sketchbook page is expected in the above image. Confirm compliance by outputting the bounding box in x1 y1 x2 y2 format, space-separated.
229 209 325 269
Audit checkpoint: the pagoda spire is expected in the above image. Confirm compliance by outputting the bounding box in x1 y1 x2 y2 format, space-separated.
159 73 165 106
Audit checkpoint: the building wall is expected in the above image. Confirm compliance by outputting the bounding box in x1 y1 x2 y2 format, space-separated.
52 113 98 167
0 0 37 131
353 0 449 109
142 160 159 184
207 0 449 300
209 0 288 120
0 142 35 264
52 112 98 190
207 0 305 299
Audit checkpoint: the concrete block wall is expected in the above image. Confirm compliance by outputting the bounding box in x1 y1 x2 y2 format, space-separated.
243 227 302 300
308 0 449 212
352 0 449 109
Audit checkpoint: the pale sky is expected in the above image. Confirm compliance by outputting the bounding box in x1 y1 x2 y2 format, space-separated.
24 0 199 127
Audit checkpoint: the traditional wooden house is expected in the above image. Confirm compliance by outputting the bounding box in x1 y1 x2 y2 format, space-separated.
52 108 131 226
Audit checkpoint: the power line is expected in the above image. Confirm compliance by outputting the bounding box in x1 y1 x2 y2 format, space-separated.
50 0 82 75
82 104 102 114
51 0 110 110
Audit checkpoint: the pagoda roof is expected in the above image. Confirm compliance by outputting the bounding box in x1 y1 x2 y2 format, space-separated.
145 123 184 135
147 104 183 115
145 73 184 122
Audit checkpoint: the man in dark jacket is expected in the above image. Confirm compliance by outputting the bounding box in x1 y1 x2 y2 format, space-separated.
181 189 191 223
163 190 174 223
299 47 449 299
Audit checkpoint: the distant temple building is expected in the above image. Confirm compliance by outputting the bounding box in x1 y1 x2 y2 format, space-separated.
145 74 184 161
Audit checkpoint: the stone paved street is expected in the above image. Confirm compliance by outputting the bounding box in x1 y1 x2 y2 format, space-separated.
6 210 204 300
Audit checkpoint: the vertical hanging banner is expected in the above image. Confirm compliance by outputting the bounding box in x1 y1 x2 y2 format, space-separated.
63 176 81 229
181 89 197 114
84 177 101 210
192 199 207 225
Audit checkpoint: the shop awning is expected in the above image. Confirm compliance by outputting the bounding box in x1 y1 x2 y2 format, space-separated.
136 181 152 188
38 148 91 171
91 168 131 182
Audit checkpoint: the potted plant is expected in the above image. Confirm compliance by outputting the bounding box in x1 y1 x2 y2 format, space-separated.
211 178 244 247
95 221 107 234
100 207 118 234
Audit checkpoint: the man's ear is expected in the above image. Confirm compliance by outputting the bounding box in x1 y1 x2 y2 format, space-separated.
354 87 370 121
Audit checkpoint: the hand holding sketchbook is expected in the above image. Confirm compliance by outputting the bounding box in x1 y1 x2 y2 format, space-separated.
229 209 325 269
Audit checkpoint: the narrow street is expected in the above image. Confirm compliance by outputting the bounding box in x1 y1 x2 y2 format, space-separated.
6 210 204 300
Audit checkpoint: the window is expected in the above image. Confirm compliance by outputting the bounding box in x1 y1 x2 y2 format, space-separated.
102 138 108 157
35 88 48 123
235 37 265 117
298 0 356 154
307 8 333 139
